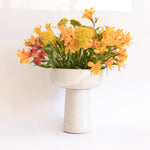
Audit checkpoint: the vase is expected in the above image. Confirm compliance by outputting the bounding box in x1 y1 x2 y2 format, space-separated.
51 68 105 134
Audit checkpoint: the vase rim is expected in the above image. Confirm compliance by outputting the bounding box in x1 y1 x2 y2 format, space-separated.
50 68 105 89
51 68 90 71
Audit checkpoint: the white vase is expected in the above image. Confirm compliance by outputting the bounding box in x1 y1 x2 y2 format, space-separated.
51 68 105 134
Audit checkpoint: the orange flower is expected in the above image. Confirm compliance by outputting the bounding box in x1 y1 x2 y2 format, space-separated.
24 35 36 46
88 61 102 75
89 38 99 48
103 58 114 70
115 48 127 62
17 48 31 65
59 26 68 36
94 46 108 54
99 26 133 49
121 32 133 47
115 59 123 71
117 53 127 60
34 25 56 47
82 7 95 20
64 39 76 54
114 47 127 71
59 26 76 54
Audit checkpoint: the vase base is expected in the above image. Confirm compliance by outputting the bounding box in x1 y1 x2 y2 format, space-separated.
63 129 92 134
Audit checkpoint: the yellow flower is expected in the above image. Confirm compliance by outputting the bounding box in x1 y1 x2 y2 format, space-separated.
39 31 56 46
73 26 94 50
88 61 102 75
45 23 53 31
33 25 56 47
36 26 56 47
82 7 95 20
34 26 42 34
103 58 114 70
105 26 115 33
17 48 31 65
57 18 68 26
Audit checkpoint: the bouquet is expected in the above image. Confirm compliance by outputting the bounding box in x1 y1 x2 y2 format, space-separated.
17 8 132 75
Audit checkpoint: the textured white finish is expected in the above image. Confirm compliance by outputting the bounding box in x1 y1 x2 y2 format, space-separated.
51 68 105 133
51 68 105 89
64 89 91 133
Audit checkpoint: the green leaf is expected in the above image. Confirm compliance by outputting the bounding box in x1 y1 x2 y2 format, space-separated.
81 25 86 28
96 33 103 41
57 18 68 27
96 26 100 31
41 60 48 62
70 19 82 27
95 17 99 24
101 65 107 69
38 64 51 68
75 66 81 69
39 38 43 44
44 48 51 55
113 62 117 65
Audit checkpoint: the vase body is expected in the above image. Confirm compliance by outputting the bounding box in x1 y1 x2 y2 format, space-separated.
51 68 105 133
64 89 91 133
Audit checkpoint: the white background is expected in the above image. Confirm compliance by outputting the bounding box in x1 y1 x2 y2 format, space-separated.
0 0 150 149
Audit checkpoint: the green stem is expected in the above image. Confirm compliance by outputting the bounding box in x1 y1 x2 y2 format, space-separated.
91 19 95 30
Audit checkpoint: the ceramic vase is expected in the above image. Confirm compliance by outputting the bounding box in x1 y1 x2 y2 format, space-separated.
51 68 105 134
